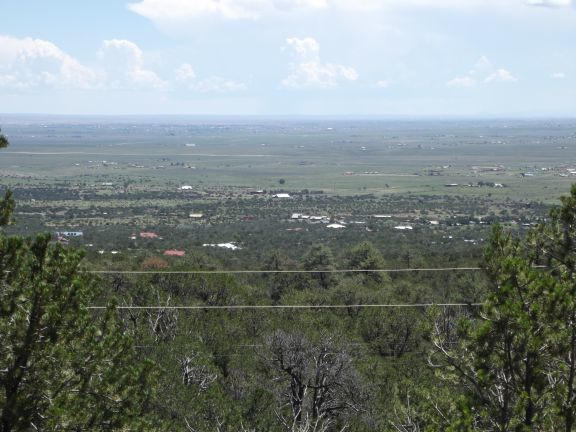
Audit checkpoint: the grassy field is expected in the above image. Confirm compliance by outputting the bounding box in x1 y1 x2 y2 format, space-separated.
1 118 575 200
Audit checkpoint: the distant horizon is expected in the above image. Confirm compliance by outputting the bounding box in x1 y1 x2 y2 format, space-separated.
2 112 576 123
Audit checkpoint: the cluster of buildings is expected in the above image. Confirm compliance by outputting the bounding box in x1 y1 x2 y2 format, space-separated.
202 242 241 251
55 231 83 244
291 213 330 223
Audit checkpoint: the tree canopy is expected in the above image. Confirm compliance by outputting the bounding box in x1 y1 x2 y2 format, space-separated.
430 184 576 431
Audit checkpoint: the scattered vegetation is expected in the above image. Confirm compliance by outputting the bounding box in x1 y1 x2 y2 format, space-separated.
3 121 576 430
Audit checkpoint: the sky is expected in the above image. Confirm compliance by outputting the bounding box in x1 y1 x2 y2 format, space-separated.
0 0 575 117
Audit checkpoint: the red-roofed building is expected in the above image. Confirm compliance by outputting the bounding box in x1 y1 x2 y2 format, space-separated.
140 232 159 239
163 249 185 257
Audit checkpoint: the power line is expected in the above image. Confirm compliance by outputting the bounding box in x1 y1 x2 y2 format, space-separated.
4 266 546 276
85 265 549 275
88 303 483 310
87 266 489 275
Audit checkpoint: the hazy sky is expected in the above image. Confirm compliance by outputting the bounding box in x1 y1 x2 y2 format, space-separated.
1 0 575 116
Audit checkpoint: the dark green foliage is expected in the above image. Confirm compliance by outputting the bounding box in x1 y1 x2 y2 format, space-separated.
302 244 338 289
0 234 160 431
0 129 8 149
431 227 556 431
430 185 576 431
0 130 14 227
346 241 391 285
0 190 14 227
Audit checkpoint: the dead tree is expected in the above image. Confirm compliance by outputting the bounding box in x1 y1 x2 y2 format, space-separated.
146 294 178 342
180 352 218 395
264 331 366 431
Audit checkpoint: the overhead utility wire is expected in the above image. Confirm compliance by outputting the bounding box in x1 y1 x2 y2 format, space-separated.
88 303 483 310
4 266 546 276
85 265 547 275
87 267 485 275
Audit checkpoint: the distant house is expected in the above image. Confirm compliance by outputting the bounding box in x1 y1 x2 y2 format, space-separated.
274 193 291 198
326 223 346 229
55 231 83 237
140 232 159 239
203 242 241 251
394 225 413 230
373 215 392 219
180 185 193 190
189 213 204 219
309 216 328 222
445 183 459 187
164 249 186 257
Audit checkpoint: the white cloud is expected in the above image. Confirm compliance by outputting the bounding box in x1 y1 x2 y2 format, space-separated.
129 0 259 21
127 0 573 26
174 63 246 92
98 39 167 90
281 37 358 89
274 0 328 11
485 68 518 83
376 80 391 88
446 76 476 88
335 0 573 8
551 71 566 79
284 37 320 60
175 63 197 81
525 0 572 7
447 57 517 88
0 35 249 95
0 35 96 91
128 0 328 23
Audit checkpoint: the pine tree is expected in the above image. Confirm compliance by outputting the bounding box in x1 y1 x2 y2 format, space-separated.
0 136 161 431
0 128 8 149
302 245 337 289
0 129 14 227
346 241 390 284
431 186 576 431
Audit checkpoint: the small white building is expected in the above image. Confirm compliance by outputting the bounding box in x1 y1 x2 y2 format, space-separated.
56 231 84 237
274 193 291 198
180 185 194 190
309 215 328 222
189 213 204 219
327 223 346 229
394 225 413 230
203 242 241 251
